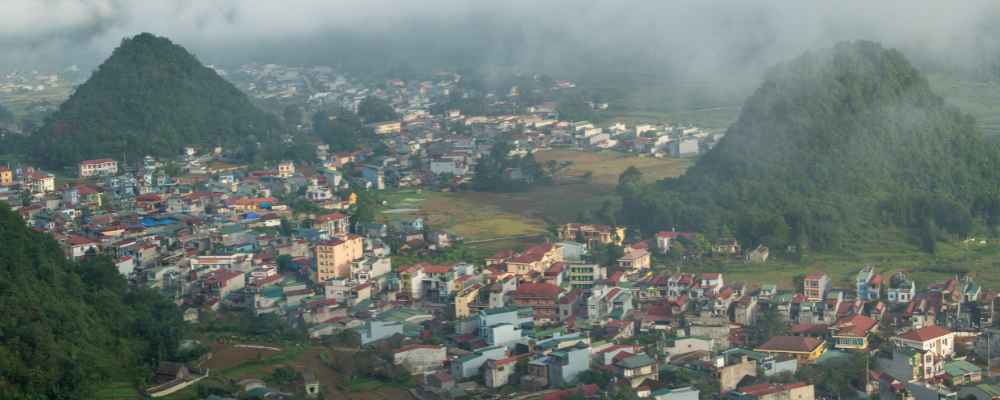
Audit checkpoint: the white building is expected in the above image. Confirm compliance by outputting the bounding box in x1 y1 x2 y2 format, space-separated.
78 158 118 177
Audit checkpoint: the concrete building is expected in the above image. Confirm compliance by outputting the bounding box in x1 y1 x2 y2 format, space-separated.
78 158 118 177
731 383 814 400
277 161 295 178
566 263 607 291
483 357 519 388
613 353 659 388
314 235 364 282
754 336 826 364
357 320 403 345
546 343 591 387
894 325 955 360
393 344 446 374
0 166 11 186
558 223 625 248
803 272 831 302
450 346 507 379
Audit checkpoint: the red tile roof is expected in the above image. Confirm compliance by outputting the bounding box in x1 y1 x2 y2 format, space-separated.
898 325 952 342
738 383 810 397
833 315 877 338
514 282 561 299
756 336 824 353
315 212 347 223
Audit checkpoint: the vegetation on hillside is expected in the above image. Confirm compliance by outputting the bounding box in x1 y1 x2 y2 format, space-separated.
32 33 287 169
471 140 548 192
0 202 184 398
0 102 13 123
312 106 379 153
357 96 399 124
619 41 1000 252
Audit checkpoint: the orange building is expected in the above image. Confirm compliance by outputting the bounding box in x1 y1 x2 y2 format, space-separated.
0 166 11 186
314 235 364 282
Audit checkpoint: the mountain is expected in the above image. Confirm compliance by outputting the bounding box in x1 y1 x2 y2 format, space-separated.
34 33 284 168
0 102 13 123
619 41 1000 251
0 202 183 398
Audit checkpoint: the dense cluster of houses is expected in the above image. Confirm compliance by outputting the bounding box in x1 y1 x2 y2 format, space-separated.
4 67 1000 400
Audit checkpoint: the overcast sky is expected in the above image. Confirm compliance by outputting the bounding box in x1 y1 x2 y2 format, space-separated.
3 0 1000 87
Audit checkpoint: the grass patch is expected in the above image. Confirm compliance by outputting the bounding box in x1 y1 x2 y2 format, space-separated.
93 382 140 400
219 346 307 380
667 229 1000 290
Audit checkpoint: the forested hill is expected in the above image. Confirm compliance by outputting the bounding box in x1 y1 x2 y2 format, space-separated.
619 41 1000 251
0 202 183 398
33 33 285 168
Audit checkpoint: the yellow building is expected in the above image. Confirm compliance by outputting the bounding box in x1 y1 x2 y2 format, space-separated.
277 161 296 178
372 121 402 135
0 166 12 187
453 284 482 319
314 235 364 282
558 223 625 247
754 336 826 364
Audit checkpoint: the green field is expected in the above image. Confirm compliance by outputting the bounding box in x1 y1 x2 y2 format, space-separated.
671 228 1000 290
379 150 690 252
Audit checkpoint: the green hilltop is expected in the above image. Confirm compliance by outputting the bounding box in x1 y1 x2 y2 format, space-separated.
0 202 184 398
620 41 1000 252
33 33 285 168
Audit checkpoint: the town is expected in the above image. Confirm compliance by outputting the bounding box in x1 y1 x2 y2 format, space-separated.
1 66 998 400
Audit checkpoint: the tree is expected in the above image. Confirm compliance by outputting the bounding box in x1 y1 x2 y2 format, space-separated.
283 105 303 127
313 107 375 152
617 166 643 195
357 96 398 124
749 305 787 347
557 91 596 122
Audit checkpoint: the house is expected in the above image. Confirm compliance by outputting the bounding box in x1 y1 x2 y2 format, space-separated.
831 315 877 350
558 223 625 247
567 263 607 291
0 166 11 186
315 212 349 237
613 353 659 388
546 342 591 387
450 346 507 379
484 357 519 388
453 284 482 319
942 360 982 385
716 354 758 393
24 170 55 193
894 325 955 359
655 231 694 254
78 158 118 177
803 272 831 302
202 269 247 298
152 361 193 384
746 245 769 263
669 138 699 156
356 320 403 345
277 161 295 178
313 235 364 282
754 336 826 364
887 272 916 303
372 121 402 135
856 265 883 301
731 383 814 400
506 243 563 276
651 386 700 400
512 283 562 321
617 247 651 271
586 284 633 321
393 344 446 374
